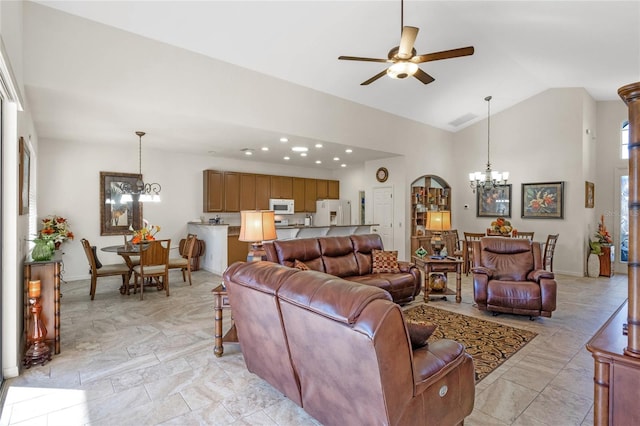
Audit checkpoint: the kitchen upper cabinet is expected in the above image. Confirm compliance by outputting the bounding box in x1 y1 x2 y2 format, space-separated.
255 174 271 210
224 172 241 212
304 178 317 212
271 175 293 199
316 179 328 200
292 178 306 212
203 170 224 212
239 173 256 211
328 180 340 199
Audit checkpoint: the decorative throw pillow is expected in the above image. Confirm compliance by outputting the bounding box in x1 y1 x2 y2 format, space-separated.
371 249 400 273
293 259 309 271
406 321 437 349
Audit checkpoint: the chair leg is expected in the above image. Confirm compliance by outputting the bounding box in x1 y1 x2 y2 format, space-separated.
187 267 192 286
181 268 186 282
165 274 170 297
90 275 97 300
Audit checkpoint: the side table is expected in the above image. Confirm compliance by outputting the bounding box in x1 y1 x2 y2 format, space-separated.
412 256 462 303
211 283 238 357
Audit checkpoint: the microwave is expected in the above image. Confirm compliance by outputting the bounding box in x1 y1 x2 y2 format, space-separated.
269 198 295 215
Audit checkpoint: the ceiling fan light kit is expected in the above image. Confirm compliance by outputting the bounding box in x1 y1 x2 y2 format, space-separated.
338 0 474 85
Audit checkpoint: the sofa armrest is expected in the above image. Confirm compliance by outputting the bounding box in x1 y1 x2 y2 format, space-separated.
412 339 467 393
398 261 415 273
471 266 493 277
527 269 554 283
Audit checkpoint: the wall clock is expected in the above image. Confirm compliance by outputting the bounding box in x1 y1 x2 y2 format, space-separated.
376 167 389 183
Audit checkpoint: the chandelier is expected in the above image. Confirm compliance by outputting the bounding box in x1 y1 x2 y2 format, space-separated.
469 96 509 192
121 131 161 202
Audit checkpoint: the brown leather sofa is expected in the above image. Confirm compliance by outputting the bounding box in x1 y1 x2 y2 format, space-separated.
223 261 475 426
471 237 557 318
264 233 421 304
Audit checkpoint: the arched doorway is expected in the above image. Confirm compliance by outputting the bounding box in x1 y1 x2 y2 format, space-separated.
410 175 451 254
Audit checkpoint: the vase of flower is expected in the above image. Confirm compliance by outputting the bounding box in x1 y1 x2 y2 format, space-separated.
31 238 54 261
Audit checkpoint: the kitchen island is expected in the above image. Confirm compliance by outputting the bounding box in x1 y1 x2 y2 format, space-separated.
187 222 376 275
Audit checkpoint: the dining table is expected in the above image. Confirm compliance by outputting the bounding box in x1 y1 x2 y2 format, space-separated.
101 244 146 294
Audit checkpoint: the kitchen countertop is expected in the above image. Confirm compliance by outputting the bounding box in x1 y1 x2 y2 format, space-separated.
275 224 378 229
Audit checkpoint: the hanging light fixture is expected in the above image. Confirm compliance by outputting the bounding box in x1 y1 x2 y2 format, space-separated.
469 96 509 193
121 131 161 202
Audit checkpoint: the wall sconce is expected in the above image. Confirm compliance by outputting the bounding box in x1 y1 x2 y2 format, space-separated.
239 210 277 261
426 211 451 256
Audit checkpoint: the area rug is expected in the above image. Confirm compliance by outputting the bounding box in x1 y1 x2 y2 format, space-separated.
404 304 537 382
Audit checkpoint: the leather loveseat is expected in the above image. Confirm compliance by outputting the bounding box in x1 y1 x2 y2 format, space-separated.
264 233 421 304
471 237 557 318
223 261 475 426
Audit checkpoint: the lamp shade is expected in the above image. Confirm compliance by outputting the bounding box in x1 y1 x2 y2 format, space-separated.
426 211 451 232
239 210 277 242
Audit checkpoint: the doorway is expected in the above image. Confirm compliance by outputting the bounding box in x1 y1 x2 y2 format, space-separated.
372 186 394 250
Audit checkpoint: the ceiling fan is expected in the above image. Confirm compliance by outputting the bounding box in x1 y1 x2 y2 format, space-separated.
338 0 474 85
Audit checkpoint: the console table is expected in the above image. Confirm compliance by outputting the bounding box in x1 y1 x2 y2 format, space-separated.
412 256 462 303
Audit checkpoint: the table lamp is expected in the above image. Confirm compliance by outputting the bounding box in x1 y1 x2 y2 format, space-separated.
239 210 277 262
426 211 451 256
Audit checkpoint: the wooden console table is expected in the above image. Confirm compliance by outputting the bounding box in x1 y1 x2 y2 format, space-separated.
412 256 462 303
599 245 615 277
212 284 238 357
24 253 62 355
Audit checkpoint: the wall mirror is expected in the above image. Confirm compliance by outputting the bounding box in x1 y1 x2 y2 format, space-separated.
100 171 143 235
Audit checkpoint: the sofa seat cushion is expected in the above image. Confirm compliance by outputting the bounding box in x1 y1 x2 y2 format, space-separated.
487 280 541 310
346 273 417 300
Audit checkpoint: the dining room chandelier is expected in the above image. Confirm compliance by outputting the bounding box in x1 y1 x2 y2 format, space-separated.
469 95 509 193
121 131 161 202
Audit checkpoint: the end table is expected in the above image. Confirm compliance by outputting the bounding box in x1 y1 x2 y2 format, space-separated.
212 283 238 357
411 256 463 303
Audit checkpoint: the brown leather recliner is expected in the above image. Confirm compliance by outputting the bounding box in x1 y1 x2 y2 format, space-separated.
224 261 475 426
471 237 557 318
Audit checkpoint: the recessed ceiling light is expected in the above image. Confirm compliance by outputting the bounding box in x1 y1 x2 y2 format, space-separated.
208 151 217 155
284 156 290 160
341 164 347 167
261 147 269 151
345 149 353 153
291 146 308 152
315 160 322 164
333 157 340 161
280 137 288 143
245 151 253 156
241 148 254 155
315 143 323 148
300 153 307 157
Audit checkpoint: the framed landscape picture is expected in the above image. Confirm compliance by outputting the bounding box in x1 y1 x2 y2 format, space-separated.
521 181 564 219
477 184 511 218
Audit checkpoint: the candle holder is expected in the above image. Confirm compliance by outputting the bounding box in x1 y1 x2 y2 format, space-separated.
22 294 51 368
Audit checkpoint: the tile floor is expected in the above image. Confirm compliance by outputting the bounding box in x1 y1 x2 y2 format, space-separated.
0 267 629 425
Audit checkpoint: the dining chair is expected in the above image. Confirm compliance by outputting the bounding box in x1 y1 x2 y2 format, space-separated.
132 239 171 300
81 238 131 300
513 231 535 240
463 232 485 275
543 234 560 272
168 233 197 286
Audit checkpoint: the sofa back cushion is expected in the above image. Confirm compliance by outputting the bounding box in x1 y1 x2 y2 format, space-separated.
318 236 359 277
480 237 534 281
268 238 326 273
350 234 384 275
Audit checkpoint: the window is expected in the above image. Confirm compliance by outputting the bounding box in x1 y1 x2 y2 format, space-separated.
622 121 629 159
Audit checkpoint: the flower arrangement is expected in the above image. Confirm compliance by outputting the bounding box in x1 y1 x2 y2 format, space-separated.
130 224 160 244
594 214 612 245
488 217 513 235
39 215 74 245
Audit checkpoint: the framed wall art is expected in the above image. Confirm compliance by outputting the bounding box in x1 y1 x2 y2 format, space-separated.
585 181 595 208
477 184 511 218
100 171 143 235
19 137 30 215
521 181 564 219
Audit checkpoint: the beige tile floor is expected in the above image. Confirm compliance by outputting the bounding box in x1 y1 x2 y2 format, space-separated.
0 268 629 425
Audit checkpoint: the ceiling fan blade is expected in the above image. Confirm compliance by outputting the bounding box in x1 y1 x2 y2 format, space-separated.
412 46 475 63
398 26 419 59
413 68 435 85
361 70 388 86
338 55 390 63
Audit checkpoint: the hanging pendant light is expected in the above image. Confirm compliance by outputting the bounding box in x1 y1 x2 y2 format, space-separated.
469 96 509 192
121 131 161 202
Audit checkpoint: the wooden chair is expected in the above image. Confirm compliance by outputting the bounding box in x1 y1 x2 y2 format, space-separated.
132 239 171 300
463 232 485 275
81 238 131 300
543 234 559 272
513 231 535 240
168 233 197 286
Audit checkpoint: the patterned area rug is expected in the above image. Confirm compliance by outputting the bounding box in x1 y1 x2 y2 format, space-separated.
404 304 537 382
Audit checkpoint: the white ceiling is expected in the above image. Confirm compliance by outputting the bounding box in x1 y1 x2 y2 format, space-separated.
24 1 640 169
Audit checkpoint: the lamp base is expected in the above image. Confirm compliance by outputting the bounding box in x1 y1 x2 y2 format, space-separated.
247 242 266 262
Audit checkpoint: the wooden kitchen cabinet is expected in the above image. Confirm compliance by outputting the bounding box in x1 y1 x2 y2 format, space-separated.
255 174 271 210
224 172 241 212
328 180 340 199
271 175 293 199
24 253 62 355
203 170 224 212
316 179 328 200
239 173 256 211
304 178 317 212
292 177 306 212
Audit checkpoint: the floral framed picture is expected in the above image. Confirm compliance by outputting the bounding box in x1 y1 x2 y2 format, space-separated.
19 137 30 215
585 181 595 208
100 171 143 235
477 184 511 218
521 181 564 219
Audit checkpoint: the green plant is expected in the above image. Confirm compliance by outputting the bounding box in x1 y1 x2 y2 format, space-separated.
590 240 602 255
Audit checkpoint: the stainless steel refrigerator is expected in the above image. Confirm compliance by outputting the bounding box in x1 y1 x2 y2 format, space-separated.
315 199 351 226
